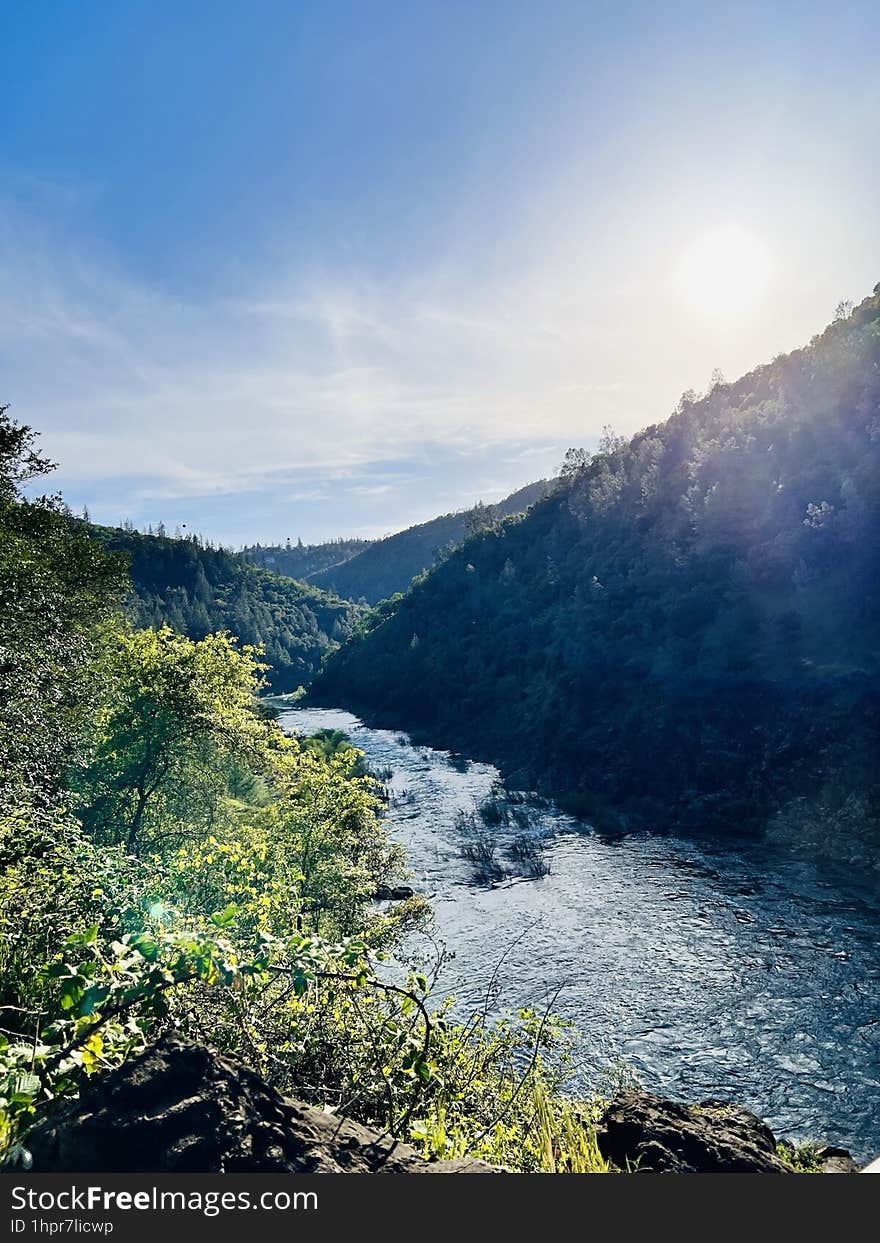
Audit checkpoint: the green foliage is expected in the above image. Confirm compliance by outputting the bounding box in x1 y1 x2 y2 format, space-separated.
0 701 593 1175
314 288 880 835
404 1006 602 1170
0 403 438 1164
0 410 127 803
71 626 281 851
0 812 139 1064
0 779 431 1164
165 747 421 946
777 1140 824 1173
297 727 370 776
0 406 55 499
0 907 372 1156
0 459 470 1172
250 751 407 939
86 523 367 692
524 1080 611 1173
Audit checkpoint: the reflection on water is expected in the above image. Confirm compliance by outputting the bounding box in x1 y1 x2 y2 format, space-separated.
280 705 880 1160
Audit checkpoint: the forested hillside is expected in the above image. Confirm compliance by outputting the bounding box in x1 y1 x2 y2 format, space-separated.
241 536 371 581
1 404 615 1173
308 480 550 603
314 288 880 840
86 525 366 691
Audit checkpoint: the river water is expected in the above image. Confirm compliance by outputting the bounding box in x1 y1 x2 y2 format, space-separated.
279 705 880 1160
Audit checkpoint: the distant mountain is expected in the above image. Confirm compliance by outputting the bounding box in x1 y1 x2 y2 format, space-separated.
313 287 880 841
307 480 550 604
85 525 366 692
241 537 372 581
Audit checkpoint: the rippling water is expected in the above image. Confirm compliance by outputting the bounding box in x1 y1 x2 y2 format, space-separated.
280 705 880 1160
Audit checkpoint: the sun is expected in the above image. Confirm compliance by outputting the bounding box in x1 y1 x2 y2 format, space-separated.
676 226 771 317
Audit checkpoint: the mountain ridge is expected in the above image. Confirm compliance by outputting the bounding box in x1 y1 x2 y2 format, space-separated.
312 287 880 842
305 479 550 604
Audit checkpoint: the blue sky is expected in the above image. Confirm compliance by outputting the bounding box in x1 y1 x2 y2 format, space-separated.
2 1 879 545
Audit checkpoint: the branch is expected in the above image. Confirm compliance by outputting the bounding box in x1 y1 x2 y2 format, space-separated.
265 964 434 1136
468 983 566 1148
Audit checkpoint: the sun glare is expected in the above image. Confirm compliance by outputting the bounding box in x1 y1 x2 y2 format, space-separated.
676 226 771 317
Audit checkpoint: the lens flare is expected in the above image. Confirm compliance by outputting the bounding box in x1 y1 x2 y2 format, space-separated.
676 227 771 317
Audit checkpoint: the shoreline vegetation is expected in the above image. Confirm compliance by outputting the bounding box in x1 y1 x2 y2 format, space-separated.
2 283 876 1176
0 403 657 1173
0 401 600 1170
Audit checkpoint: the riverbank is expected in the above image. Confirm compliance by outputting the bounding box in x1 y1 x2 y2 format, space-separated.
24 1034 868 1173
280 704 880 1162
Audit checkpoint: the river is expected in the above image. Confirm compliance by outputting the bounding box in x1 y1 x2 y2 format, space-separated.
279 704 880 1161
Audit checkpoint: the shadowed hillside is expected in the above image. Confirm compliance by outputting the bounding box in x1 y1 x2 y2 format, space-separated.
313 288 880 843
307 479 550 604
241 537 372 581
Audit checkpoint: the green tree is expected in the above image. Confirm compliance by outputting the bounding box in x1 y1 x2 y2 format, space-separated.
73 627 276 851
0 407 125 806
558 446 592 479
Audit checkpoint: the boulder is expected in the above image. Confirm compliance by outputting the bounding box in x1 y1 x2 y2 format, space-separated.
373 883 415 900
815 1146 860 1174
597 1091 793 1173
25 1035 498 1174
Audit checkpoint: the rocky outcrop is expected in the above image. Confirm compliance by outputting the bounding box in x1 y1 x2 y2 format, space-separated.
597 1091 811 1173
24 1039 869 1174
813 1146 860 1174
25 1036 498 1174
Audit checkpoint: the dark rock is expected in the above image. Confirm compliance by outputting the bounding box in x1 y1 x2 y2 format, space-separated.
25 1035 498 1174
373 883 415 900
815 1145 860 1174
597 1091 792 1173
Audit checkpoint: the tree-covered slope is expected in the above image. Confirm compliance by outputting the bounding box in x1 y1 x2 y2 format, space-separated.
314 289 880 836
307 479 550 604
86 525 367 692
241 536 372 580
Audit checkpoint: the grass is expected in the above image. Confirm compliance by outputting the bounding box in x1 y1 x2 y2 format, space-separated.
529 1082 612 1173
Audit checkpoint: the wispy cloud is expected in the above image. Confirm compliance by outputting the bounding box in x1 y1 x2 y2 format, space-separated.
6 158 855 545
0 205 638 518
